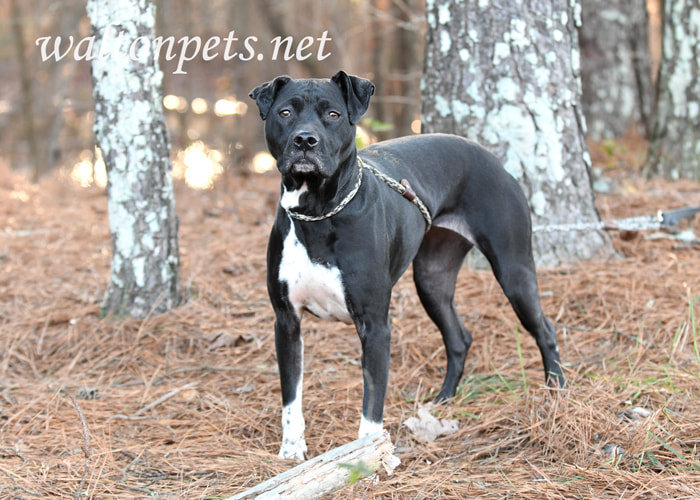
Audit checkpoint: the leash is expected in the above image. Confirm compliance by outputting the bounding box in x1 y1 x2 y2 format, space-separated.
532 207 700 234
360 158 433 228
284 157 433 228
532 216 661 234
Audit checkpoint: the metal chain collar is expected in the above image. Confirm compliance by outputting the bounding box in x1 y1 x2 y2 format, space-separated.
284 157 433 229
285 160 363 222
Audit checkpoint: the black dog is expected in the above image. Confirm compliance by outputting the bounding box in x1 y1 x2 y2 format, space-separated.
250 71 564 460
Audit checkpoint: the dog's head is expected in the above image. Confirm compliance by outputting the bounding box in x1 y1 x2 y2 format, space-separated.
249 71 374 188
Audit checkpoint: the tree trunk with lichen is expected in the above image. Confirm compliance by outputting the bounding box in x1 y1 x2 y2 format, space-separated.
88 0 179 318
580 0 652 139
645 0 700 181
421 0 617 267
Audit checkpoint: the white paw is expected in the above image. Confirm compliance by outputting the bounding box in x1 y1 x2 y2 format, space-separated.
358 415 384 439
278 437 307 461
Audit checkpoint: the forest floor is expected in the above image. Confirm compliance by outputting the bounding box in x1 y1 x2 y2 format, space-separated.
1 139 699 499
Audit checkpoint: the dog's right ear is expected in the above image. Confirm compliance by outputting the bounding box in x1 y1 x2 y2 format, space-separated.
249 76 292 120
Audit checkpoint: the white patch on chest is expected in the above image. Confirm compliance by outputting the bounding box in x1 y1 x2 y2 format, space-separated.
280 182 308 210
278 217 352 324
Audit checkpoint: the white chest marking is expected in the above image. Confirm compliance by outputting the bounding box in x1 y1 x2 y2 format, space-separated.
280 183 308 210
278 217 352 324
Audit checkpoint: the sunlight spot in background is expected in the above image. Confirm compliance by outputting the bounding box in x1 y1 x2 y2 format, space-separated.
411 119 421 134
356 126 371 149
215 98 248 117
163 95 247 117
191 98 208 115
70 147 106 188
70 142 225 191
163 94 188 112
251 151 276 174
71 159 93 188
10 190 29 202
173 141 224 190
93 149 107 187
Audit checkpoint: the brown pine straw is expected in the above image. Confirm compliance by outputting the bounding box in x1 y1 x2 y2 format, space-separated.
0 156 699 498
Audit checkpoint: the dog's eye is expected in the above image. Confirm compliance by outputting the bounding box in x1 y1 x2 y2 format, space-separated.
328 111 340 120
279 109 291 118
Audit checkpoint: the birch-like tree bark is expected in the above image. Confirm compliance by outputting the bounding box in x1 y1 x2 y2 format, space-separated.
422 0 617 267
580 0 652 139
645 0 700 180
88 0 179 318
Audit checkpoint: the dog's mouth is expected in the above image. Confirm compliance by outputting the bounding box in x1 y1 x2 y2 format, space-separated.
287 158 326 187
291 160 318 175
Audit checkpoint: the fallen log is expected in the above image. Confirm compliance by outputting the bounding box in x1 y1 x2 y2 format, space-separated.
227 430 399 500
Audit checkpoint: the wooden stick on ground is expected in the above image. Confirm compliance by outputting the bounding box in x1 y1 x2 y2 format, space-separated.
227 431 399 500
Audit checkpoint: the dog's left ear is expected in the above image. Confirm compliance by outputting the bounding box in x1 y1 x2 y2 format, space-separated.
331 71 375 125
249 75 292 120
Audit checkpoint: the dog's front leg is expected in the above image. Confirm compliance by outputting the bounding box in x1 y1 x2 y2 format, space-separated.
357 313 391 439
274 311 307 461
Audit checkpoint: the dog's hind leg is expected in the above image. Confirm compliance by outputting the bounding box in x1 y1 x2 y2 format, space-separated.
413 227 473 402
479 235 565 389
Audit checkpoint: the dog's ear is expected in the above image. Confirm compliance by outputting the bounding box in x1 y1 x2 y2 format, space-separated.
331 71 375 125
249 75 292 120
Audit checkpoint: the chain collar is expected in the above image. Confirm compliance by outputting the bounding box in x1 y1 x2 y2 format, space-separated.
283 156 432 229
284 158 364 222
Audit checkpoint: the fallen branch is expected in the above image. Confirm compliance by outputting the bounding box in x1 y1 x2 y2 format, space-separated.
107 382 196 422
227 430 399 500
67 394 91 500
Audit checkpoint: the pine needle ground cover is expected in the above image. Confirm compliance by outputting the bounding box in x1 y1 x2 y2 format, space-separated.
1 153 698 498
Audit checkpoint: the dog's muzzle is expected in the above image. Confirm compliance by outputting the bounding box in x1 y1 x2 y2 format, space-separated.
290 161 317 175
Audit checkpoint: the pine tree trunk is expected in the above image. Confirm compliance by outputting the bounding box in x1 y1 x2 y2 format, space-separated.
580 0 652 139
88 0 179 318
10 0 41 182
422 0 617 267
645 0 700 181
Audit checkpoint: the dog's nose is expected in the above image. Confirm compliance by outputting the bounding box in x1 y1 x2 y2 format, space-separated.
293 132 319 151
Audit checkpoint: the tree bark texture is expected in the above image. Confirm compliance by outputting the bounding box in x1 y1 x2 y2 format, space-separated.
421 0 616 267
10 0 41 182
88 0 179 318
645 0 700 181
580 0 653 139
